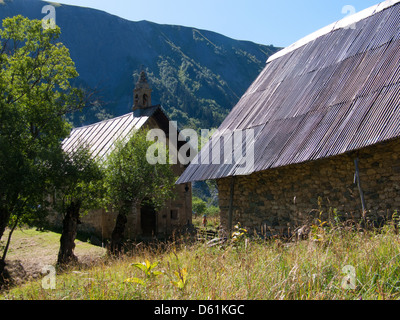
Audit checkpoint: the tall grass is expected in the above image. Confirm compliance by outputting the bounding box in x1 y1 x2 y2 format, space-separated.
2 221 400 300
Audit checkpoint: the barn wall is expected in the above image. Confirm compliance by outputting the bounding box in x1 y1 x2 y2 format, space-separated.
218 138 400 236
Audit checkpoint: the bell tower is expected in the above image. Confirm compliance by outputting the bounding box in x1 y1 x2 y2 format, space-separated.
133 70 152 111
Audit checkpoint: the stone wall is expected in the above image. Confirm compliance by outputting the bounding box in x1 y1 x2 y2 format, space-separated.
218 138 400 236
73 118 193 242
78 164 192 241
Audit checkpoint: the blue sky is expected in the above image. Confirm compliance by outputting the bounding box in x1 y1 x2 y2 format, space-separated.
55 0 380 47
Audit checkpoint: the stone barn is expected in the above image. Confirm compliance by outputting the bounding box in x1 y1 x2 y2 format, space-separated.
177 0 400 236
60 71 192 242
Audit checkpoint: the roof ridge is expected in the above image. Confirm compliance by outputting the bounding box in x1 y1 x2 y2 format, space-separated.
71 112 134 131
267 0 400 63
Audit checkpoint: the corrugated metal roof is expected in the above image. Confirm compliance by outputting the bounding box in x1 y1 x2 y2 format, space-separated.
268 0 400 62
62 106 161 160
177 0 400 184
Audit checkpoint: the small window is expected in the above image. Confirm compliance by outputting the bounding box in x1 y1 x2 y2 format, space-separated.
171 209 178 220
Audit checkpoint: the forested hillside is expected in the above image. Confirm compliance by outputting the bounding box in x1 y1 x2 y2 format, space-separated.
0 0 280 129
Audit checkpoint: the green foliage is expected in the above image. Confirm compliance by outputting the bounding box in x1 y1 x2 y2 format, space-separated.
167 250 189 292
52 145 105 217
134 55 236 130
310 218 328 242
0 15 83 243
124 260 163 285
309 197 329 242
205 205 219 216
171 267 188 291
192 197 207 216
231 223 248 248
392 210 400 227
4 222 400 300
104 128 177 214
192 179 220 216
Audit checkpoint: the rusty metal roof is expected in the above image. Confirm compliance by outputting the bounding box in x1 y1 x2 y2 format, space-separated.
62 106 161 160
177 0 400 183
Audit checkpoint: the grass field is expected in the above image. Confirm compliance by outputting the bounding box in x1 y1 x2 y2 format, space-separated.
0 227 106 280
1 217 400 300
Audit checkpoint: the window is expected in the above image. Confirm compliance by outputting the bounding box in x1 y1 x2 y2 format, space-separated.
170 209 178 220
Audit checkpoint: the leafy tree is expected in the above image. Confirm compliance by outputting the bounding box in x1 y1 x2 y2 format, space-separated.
52 145 105 265
105 128 177 254
205 179 219 207
0 16 84 280
192 197 207 217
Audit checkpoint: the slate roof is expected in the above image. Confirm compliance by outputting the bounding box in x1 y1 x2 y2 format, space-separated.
177 0 400 183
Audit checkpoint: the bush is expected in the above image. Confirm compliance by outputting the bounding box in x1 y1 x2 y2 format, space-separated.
205 205 219 217
192 197 220 218
192 197 207 216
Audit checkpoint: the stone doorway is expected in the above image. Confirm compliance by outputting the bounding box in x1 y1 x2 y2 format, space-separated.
140 204 157 237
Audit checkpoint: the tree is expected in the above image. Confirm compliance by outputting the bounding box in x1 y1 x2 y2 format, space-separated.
0 16 84 280
52 145 105 265
192 197 207 217
105 128 177 254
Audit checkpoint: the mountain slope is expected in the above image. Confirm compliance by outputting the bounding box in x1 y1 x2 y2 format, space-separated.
0 0 281 129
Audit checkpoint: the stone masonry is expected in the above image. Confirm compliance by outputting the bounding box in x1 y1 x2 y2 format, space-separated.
218 138 400 236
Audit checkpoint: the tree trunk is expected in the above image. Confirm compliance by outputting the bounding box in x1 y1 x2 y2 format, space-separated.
57 201 81 265
0 207 12 285
0 258 6 287
109 212 128 255
0 207 11 243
